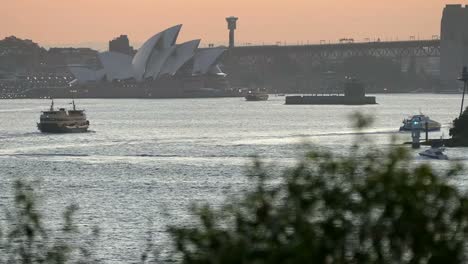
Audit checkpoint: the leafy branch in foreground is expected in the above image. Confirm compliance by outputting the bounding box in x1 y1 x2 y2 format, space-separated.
170 117 468 264
0 180 99 264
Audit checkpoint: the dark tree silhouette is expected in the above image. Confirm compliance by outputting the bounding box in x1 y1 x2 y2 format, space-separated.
450 107 468 146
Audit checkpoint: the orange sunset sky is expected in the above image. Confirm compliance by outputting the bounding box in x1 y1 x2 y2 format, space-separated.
1 0 468 49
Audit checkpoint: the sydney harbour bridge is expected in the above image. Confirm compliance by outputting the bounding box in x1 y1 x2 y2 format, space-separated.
222 4 466 92
223 39 442 93
228 40 440 60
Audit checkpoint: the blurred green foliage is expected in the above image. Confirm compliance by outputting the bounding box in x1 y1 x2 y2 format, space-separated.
170 117 468 264
0 181 99 264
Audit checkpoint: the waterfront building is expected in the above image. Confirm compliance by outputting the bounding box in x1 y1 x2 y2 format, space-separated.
109 35 135 56
46 47 100 69
31 25 232 98
70 25 227 87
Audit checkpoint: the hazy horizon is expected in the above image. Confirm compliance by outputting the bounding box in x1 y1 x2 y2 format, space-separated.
2 0 468 50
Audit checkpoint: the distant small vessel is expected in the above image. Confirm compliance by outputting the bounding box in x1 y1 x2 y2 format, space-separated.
37 100 89 133
419 147 448 160
245 91 269 101
399 114 441 132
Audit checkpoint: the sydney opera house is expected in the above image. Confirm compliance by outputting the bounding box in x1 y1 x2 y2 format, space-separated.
25 25 236 98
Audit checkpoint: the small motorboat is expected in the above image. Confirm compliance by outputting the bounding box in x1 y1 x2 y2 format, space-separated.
245 91 269 101
419 147 448 160
399 114 441 132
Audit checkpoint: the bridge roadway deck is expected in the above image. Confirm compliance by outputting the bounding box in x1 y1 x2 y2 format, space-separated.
228 40 440 59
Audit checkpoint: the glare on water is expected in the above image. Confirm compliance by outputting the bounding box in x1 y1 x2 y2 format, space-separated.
0 94 467 262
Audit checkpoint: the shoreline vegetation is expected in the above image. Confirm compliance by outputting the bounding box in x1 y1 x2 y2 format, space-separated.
448 106 468 147
1 113 467 263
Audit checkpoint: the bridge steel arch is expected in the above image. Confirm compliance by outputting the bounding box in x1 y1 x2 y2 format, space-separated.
222 40 441 92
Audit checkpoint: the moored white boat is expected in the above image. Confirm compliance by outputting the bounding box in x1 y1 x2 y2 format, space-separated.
399 114 441 131
419 147 448 160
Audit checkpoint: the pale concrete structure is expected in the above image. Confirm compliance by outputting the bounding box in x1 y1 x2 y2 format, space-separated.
440 4 468 89
70 25 226 84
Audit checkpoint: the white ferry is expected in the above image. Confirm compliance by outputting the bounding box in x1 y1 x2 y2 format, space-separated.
37 100 89 133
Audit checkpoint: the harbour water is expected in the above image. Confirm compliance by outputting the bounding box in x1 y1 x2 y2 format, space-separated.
0 94 467 262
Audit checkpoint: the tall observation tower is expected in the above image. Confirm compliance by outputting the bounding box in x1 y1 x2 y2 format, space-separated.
226 16 238 48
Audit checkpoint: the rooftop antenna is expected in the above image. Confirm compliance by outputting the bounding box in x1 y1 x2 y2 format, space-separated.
457 66 468 117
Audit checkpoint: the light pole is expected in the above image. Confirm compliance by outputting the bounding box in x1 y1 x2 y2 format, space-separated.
458 66 468 117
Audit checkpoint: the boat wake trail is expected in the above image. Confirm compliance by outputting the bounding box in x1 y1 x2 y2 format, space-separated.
129 154 179 158
0 132 43 140
6 153 90 157
229 129 399 146
311 129 398 137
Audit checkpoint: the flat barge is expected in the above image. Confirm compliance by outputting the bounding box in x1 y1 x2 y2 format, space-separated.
285 78 376 105
285 95 376 105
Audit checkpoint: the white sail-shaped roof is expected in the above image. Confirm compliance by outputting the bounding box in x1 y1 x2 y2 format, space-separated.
159 39 200 76
192 48 225 75
98 51 133 81
144 46 176 79
132 32 162 81
132 24 182 81
159 24 181 48
69 25 229 85
69 67 105 84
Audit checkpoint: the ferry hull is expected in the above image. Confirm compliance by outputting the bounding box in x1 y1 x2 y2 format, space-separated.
37 123 89 133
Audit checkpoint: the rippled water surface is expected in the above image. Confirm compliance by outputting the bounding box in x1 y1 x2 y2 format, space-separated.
0 94 467 262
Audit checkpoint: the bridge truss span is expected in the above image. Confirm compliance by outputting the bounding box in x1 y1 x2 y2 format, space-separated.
222 39 441 93
229 40 440 60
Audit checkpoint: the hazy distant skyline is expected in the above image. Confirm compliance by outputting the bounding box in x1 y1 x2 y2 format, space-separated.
2 0 468 50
